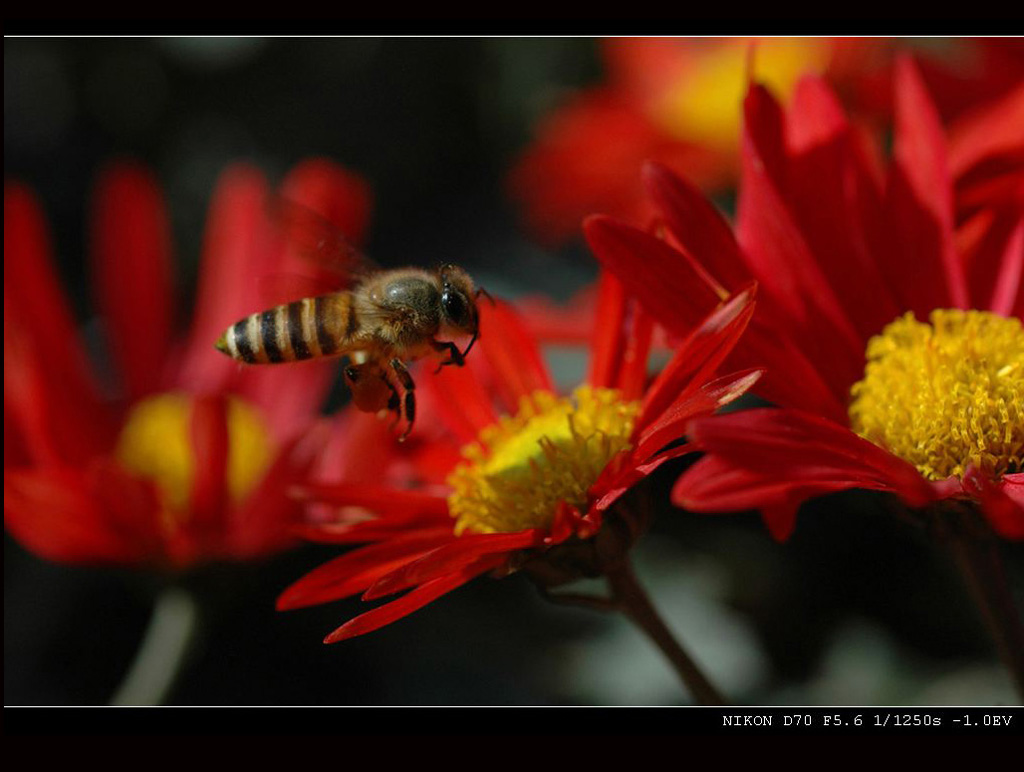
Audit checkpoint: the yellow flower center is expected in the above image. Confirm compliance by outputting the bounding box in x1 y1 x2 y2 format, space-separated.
849 310 1024 481
115 392 273 514
651 38 828 154
446 386 640 535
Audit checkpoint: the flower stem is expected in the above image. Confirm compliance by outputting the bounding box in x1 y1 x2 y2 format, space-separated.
946 529 1024 702
606 559 727 706
110 586 198 706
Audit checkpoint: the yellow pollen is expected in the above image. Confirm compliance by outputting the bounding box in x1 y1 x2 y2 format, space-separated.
651 38 828 153
446 386 640 535
849 310 1024 481
115 392 273 515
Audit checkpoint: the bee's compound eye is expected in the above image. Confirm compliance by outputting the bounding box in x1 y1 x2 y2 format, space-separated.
442 289 469 326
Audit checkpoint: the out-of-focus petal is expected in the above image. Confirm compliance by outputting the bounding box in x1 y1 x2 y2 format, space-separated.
883 57 969 314
90 162 176 400
177 164 273 395
5 465 158 564
4 184 115 462
188 394 229 541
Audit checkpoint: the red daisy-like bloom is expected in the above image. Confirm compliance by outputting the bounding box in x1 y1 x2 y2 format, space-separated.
277 274 760 642
4 158 371 568
509 37 1024 246
584 58 1023 541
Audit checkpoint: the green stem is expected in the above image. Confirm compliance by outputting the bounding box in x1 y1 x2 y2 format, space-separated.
606 559 728 706
110 587 198 706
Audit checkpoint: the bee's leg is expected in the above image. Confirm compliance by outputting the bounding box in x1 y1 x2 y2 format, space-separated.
389 358 416 441
431 340 465 372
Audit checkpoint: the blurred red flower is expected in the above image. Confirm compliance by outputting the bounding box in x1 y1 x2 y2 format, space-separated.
278 275 760 642
584 58 1023 541
4 158 371 568
510 37 1024 245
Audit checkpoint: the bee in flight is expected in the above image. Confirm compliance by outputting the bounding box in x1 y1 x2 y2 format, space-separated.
214 200 489 439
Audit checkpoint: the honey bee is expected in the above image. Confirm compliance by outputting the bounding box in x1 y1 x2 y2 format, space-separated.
214 200 489 439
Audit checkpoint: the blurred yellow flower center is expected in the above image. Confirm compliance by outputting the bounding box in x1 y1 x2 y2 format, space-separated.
652 38 828 153
116 392 273 514
446 386 640 535
849 310 1024 481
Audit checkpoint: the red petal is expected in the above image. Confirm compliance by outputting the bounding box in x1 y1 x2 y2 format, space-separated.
4 465 158 565
4 183 115 461
883 56 968 314
783 77 901 340
188 394 229 542
638 285 756 431
948 82 1024 180
987 216 1023 317
738 85 864 398
676 408 937 514
90 163 175 400
965 471 1024 540
592 442 694 516
276 527 455 610
586 270 654 399
635 369 762 460
299 482 450 520
176 165 273 394
323 553 506 643
583 215 725 339
279 157 373 248
479 300 553 410
363 529 544 600
226 420 331 559
587 270 628 390
642 161 748 293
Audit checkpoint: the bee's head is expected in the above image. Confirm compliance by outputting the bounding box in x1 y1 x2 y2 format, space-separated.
438 264 488 358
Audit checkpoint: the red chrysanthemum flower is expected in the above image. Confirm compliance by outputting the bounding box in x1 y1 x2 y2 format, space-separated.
277 275 760 643
584 58 1023 542
510 37 1024 245
4 158 371 569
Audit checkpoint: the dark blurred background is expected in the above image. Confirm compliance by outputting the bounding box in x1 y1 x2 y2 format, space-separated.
5 37 1021 707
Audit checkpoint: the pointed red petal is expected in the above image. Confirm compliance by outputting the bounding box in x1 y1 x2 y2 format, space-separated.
635 369 762 460
363 529 544 600
90 163 175 400
584 215 724 339
276 527 456 610
323 553 505 643
638 284 756 431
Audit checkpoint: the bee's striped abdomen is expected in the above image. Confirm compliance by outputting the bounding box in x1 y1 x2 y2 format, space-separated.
216 292 356 364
